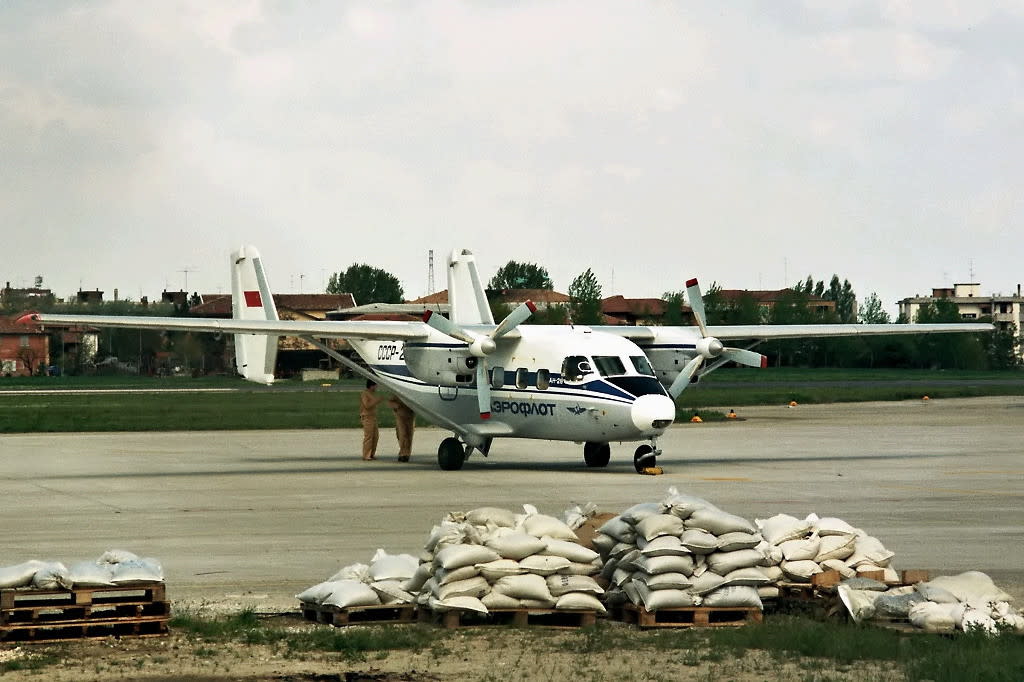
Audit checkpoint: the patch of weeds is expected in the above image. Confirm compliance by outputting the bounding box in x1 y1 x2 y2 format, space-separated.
194 646 218 658
0 651 61 673
902 630 1024 682
170 606 261 640
703 615 903 663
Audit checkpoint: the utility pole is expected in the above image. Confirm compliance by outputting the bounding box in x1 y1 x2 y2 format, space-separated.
428 250 435 294
178 268 196 291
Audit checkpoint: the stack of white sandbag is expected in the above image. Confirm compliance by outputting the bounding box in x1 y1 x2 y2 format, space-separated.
839 571 1024 634
409 504 607 616
0 550 163 590
754 512 897 584
297 548 419 610
593 488 770 612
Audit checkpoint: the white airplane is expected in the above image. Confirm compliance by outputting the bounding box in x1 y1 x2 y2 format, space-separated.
21 246 992 473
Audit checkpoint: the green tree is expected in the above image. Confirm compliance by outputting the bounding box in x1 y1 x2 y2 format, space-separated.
661 290 686 326
487 261 553 290
982 323 1021 369
858 293 891 324
326 264 404 305
568 269 603 325
914 299 987 369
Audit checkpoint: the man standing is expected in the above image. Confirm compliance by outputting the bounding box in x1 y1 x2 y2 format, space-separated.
388 394 415 462
359 380 382 460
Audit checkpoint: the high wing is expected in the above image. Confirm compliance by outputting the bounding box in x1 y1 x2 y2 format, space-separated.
597 322 994 342
20 313 432 341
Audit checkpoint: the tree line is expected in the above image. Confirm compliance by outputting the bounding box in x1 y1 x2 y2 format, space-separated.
5 263 1018 374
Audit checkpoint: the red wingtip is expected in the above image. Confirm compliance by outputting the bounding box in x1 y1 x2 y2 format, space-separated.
15 313 39 325
480 412 491 420
422 310 433 322
760 356 768 369
685 278 699 288
525 300 537 313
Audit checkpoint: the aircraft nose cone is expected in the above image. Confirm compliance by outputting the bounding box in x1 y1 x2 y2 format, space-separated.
631 394 676 434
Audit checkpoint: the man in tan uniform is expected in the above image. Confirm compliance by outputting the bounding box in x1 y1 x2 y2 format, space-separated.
359 380 383 460
387 394 415 462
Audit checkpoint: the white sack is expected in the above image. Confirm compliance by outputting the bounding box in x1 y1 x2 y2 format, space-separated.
111 558 163 584
685 508 757 535
661 487 716 519
296 580 336 604
492 573 554 602
598 516 637 544
561 559 602 576
556 592 606 613
633 554 696 576
688 571 726 595
542 539 599 563
819 559 857 579
561 501 598 530
68 561 116 587
716 532 763 552
636 584 698 610
619 502 666 525
756 514 813 545
485 533 547 560
369 550 419 582
403 563 433 593
781 560 822 582
702 585 763 609
636 514 684 541
590 533 617 556
435 565 479 585
371 581 415 604
779 536 821 562
434 576 489 600
475 559 524 582
706 549 764 575
639 535 690 557
546 574 604 597
845 536 895 568
329 563 371 583
519 555 572 576
435 545 500 570
97 550 139 565
679 529 718 555
908 601 960 633
926 572 1013 605
813 517 858 537
431 596 489 614
322 580 381 608
0 560 47 589
721 567 772 588
467 506 518 528
520 507 578 541
914 582 960 604
837 585 881 623
633 571 692 590
815 535 857 562
481 591 521 609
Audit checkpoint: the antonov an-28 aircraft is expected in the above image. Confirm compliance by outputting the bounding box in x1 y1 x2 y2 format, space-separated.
21 246 992 474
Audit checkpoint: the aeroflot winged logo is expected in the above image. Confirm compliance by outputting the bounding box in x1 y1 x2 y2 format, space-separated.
567 404 587 415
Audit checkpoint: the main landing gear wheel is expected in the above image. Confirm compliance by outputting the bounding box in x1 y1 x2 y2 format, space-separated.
583 442 611 468
634 444 656 473
437 437 466 471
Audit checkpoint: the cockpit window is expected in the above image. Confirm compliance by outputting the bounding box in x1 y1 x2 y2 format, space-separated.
561 355 591 382
630 355 656 376
592 355 626 377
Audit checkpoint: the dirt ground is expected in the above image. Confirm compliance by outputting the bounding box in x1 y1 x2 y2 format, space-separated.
0 612 905 682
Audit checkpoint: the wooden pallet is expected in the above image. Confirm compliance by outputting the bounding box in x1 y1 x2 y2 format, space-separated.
618 603 762 629
300 602 417 627
0 583 169 643
423 607 598 629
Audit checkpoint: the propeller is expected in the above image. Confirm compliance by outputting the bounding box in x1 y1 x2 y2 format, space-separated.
423 301 537 419
668 278 767 399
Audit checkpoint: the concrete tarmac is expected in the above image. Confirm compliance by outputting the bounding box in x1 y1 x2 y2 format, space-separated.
3 396 1022 611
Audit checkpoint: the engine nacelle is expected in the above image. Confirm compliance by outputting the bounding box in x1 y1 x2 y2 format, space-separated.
403 346 479 387
643 347 699 390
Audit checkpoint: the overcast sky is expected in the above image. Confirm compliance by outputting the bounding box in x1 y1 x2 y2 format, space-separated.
2 1 1022 316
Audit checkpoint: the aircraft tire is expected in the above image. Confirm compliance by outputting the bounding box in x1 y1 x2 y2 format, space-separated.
437 437 466 471
633 444 656 473
583 442 611 468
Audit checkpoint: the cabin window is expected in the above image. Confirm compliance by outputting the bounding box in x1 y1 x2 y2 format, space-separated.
536 369 550 390
515 368 529 389
561 356 590 382
630 355 655 376
490 366 504 389
593 355 626 377
20 335 30 348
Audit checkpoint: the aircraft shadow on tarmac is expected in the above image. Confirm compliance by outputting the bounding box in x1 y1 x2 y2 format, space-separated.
35 451 946 480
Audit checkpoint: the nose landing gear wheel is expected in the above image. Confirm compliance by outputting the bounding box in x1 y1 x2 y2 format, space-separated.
583 442 611 468
438 437 466 471
633 444 656 473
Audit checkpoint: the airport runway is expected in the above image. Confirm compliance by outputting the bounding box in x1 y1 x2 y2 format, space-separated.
2 396 1022 610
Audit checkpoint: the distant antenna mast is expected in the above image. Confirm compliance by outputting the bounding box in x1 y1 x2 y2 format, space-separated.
428 250 435 294
178 268 196 291
968 258 975 281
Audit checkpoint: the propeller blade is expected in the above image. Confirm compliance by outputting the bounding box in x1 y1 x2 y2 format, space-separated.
492 300 536 339
476 362 492 419
668 355 704 399
685 278 709 337
722 347 768 368
422 309 475 344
